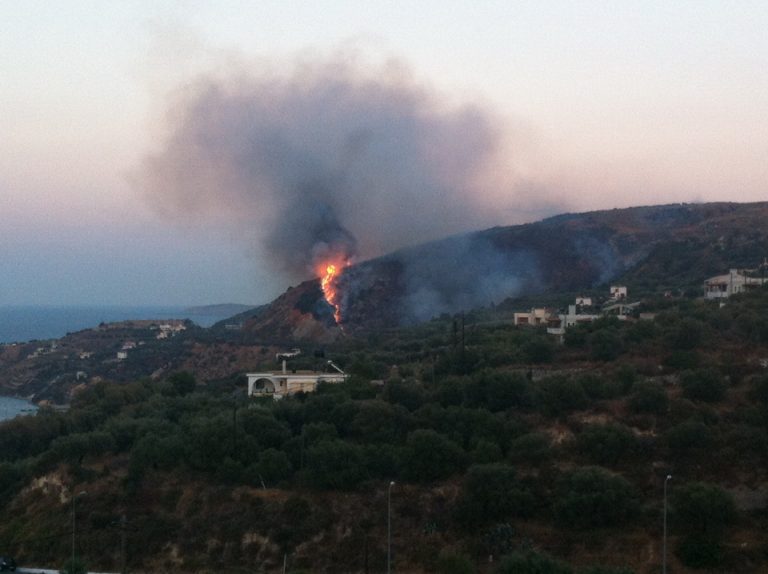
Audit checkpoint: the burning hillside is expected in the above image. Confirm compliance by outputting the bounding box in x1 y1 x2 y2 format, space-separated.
241 201 768 342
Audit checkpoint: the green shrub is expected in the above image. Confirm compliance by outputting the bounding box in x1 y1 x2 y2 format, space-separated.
576 424 637 465
435 550 476 574
400 429 467 482
455 464 535 527
680 369 726 402
495 549 572 574
554 467 638 529
508 432 552 464
537 377 589 416
628 382 668 414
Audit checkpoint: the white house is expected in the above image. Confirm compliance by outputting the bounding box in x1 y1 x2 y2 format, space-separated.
547 305 600 339
513 308 554 326
247 361 347 399
704 269 767 299
609 286 628 300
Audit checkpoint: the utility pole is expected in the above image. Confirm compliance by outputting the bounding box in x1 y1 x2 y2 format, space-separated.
387 484 392 574
120 514 127 574
663 474 672 574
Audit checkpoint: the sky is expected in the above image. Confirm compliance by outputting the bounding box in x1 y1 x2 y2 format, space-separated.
1 1 767 306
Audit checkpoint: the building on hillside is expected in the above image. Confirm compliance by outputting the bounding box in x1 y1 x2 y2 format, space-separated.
602 300 641 319
247 360 347 399
609 286 628 300
704 269 767 299
513 308 554 326
575 296 593 307
546 305 600 340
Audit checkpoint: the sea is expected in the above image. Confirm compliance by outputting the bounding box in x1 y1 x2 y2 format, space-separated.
0 305 228 345
0 395 37 421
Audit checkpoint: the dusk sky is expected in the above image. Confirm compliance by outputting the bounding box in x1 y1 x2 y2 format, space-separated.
2 1 767 306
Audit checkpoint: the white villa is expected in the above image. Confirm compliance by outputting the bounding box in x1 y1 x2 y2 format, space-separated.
246 360 347 399
704 269 767 300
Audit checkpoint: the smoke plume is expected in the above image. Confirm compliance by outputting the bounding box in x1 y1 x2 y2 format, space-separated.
138 55 515 281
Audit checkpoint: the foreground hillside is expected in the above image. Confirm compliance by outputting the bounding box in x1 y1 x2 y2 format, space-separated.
2 286 768 573
240 201 768 342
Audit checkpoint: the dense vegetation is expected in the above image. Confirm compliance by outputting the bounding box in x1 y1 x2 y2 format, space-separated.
2 287 768 572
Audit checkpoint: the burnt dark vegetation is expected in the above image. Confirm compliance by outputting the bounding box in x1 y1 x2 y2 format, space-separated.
2 287 768 572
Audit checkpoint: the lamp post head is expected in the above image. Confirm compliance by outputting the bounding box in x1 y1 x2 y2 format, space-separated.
389 481 395 487
666 474 672 481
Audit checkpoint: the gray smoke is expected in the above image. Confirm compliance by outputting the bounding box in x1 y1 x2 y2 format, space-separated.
138 56 510 280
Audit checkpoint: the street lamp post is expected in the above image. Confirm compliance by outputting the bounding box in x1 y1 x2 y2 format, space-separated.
387 481 395 574
71 490 87 571
663 475 672 574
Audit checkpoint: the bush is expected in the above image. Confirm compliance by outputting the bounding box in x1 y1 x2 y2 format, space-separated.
554 467 638 529
628 382 668 414
256 448 293 484
304 440 366 490
673 482 736 539
576 424 637 465
435 550 476 574
455 464 535 527
537 377 589 417
589 329 624 361
508 432 552 464
495 549 572 574
665 420 714 456
400 430 466 482
680 370 726 402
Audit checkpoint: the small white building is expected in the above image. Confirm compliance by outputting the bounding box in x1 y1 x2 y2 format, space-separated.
575 296 593 307
513 308 553 326
247 361 347 399
547 305 600 339
116 351 128 361
704 269 767 299
609 286 628 300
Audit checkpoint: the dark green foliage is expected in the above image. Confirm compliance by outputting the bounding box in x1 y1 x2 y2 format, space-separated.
537 376 589 416
628 381 668 414
664 420 714 456
554 467 638 529
580 567 634 574
466 371 534 411
435 550 476 574
672 482 736 539
589 329 624 361
167 371 197 396
400 429 466 482
349 400 411 443
495 549 572 574
61 557 87 574
383 380 425 411
256 448 293 484
680 369 726 402
470 439 503 463
673 482 736 569
508 432 552 464
666 318 705 350
522 337 555 364
579 374 621 400
455 464 535 527
576 424 637 465
676 535 726 569
304 440 365 489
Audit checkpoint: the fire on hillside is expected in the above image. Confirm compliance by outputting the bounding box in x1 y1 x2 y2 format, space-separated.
317 258 349 325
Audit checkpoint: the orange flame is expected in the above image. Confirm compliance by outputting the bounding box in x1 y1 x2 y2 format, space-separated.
319 261 345 324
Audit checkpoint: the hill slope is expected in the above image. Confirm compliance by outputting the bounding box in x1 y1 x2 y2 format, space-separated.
242 202 768 341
